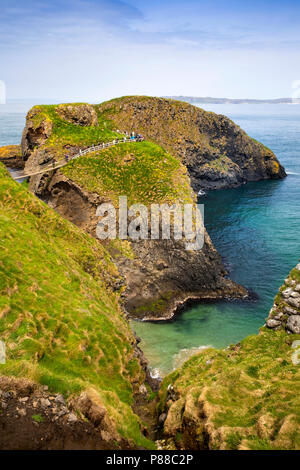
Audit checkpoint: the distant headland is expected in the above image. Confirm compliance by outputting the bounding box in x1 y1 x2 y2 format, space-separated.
165 96 297 104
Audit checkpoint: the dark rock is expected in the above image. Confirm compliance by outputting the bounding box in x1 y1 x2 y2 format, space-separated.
98 96 286 192
158 413 167 425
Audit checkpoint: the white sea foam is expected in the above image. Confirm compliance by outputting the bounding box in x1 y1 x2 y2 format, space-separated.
173 345 211 370
149 367 163 380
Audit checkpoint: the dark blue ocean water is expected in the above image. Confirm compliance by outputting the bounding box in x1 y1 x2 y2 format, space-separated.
1 101 299 375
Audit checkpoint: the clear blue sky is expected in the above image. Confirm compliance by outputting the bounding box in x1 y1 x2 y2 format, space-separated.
1 0 300 101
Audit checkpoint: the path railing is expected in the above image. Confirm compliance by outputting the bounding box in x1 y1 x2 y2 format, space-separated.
14 137 139 180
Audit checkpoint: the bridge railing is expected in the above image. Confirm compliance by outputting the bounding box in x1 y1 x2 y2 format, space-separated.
16 137 140 179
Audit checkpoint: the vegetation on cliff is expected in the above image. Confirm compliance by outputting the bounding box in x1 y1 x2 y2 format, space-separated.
267 265 300 333
0 164 153 448
62 141 193 207
158 326 300 449
97 96 285 190
21 100 244 322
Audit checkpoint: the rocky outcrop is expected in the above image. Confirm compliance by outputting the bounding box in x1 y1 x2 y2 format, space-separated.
30 171 248 320
56 104 98 127
0 145 24 169
98 96 286 191
15 98 269 319
21 107 53 159
266 263 300 333
0 376 131 450
156 263 300 450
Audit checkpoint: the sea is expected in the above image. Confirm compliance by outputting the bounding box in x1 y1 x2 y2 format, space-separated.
1 100 299 376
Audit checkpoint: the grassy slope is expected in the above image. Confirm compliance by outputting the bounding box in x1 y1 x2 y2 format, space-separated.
26 103 194 208
97 96 282 179
159 328 300 450
62 141 193 207
0 164 153 448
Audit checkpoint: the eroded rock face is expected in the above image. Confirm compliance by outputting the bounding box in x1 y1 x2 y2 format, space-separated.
0 376 129 450
98 96 286 191
56 104 98 127
266 263 300 332
21 108 53 159
0 145 24 169
30 172 248 320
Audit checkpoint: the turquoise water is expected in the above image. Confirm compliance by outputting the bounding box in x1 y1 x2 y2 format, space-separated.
132 104 300 376
1 101 299 376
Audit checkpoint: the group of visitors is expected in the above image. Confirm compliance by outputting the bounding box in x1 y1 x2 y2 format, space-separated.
62 131 144 164
114 130 144 143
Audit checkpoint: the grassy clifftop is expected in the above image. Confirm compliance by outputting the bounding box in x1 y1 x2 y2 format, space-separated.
21 97 285 194
0 164 153 448
158 327 300 450
62 141 193 207
97 96 285 190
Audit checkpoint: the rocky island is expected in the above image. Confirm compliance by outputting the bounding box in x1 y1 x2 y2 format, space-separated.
0 97 298 450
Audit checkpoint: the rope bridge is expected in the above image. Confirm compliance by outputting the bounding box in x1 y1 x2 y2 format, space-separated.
14 137 138 180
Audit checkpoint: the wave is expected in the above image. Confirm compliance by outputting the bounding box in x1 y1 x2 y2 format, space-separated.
173 345 211 370
286 171 300 175
149 367 163 380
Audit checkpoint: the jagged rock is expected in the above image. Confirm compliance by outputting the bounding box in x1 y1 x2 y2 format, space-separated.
256 414 276 439
294 284 300 292
139 384 148 396
274 313 284 320
19 397 29 403
282 287 293 298
29 172 249 320
158 413 167 425
296 263 300 271
266 318 281 329
67 413 78 424
98 96 286 191
40 398 51 408
287 297 300 309
21 108 53 159
56 104 98 127
283 306 298 315
286 315 300 334
54 394 66 406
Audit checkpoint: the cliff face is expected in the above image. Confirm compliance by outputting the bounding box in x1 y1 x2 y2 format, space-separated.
156 264 300 450
19 102 248 320
0 164 154 449
28 147 247 321
0 145 24 169
98 96 286 191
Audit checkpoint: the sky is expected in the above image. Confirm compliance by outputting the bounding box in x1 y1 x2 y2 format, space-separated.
1 0 300 102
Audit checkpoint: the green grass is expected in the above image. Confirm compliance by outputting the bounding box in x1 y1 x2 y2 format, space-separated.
61 141 193 206
32 414 45 423
30 104 121 147
0 164 153 448
159 328 300 450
